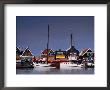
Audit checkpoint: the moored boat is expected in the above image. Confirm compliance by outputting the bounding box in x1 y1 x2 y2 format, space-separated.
16 59 34 69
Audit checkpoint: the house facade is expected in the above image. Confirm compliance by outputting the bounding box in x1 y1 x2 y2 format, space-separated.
66 46 79 61
41 49 55 61
21 47 34 61
16 47 23 60
79 48 94 61
54 49 67 60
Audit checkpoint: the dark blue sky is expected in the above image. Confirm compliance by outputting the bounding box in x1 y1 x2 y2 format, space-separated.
16 16 94 56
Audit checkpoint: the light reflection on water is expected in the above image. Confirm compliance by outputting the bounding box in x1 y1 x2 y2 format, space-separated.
16 66 94 74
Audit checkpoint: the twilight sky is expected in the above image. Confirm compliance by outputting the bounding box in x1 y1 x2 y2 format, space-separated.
16 16 94 56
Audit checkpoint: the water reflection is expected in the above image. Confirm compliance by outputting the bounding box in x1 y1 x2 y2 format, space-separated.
16 66 94 74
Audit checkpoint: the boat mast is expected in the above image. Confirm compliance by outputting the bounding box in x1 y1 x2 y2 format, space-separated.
47 24 49 64
70 33 72 48
70 33 75 47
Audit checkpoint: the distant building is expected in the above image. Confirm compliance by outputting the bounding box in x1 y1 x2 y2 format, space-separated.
67 46 79 55
55 49 67 60
41 49 55 61
16 47 23 60
66 34 79 61
21 47 34 61
41 49 54 56
16 47 34 68
79 48 94 61
66 46 79 61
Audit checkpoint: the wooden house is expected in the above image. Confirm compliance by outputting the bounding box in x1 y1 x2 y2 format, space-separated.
16 47 34 68
16 47 23 60
66 46 79 61
79 48 94 61
55 49 67 60
41 49 55 61
21 47 34 61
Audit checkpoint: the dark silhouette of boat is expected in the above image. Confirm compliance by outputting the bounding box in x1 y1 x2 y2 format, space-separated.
16 59 34 69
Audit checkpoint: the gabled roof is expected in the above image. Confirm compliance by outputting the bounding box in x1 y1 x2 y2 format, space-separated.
66 46 79 55
41 49 54 55
22 47 33 56
79 48 93 56
16 47 23 55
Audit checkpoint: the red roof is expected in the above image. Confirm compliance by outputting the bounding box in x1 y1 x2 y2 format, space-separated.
42 49 53 54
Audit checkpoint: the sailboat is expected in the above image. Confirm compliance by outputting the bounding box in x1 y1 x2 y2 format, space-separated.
36 25 52 67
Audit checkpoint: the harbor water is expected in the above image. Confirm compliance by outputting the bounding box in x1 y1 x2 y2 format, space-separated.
16 63 94 74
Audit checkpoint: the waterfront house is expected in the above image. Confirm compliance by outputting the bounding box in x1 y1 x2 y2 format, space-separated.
16 47 23 60
16 47 34 68
41 49 55 61
66 46 79 61
79 48 94 61
54 49 67 60
21 47 34 61
41 49 54 56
